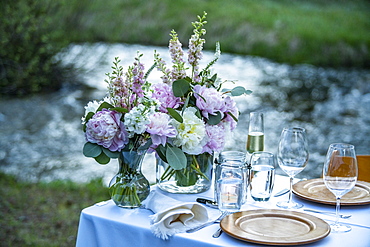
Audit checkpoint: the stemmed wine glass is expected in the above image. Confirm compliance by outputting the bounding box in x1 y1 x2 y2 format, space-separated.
323 143 357 233
276 127 309 209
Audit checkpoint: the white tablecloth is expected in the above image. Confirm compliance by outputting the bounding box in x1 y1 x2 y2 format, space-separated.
76 176 370 247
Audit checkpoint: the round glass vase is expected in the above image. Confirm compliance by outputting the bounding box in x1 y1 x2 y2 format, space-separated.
156 152 213 193
109 150 150 208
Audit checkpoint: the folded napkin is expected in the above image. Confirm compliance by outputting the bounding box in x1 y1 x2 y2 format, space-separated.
142 190 209 240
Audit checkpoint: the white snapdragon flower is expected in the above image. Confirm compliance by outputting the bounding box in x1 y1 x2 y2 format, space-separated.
172 107 206 155
124 104 152 137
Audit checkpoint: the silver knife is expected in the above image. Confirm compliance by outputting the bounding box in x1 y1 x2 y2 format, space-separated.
273 189 289 197
196 198 218 208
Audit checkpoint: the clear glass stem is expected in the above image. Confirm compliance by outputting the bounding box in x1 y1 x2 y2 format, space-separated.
335 197 341 225
288 176 293 205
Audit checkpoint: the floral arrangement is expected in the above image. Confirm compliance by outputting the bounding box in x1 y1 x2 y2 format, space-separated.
82 12 250 186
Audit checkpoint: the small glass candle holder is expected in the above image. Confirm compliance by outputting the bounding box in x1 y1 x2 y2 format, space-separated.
215 160 244 212
215 151 249 204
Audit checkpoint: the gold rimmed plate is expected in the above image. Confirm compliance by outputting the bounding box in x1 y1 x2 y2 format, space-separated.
220 209 330 246
293 178 370 205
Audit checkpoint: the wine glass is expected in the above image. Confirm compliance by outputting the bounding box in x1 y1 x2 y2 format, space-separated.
323 143 357 233
246 112 264 156
276 127 309 209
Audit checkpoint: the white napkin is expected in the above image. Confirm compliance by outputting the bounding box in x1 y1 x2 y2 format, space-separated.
142 190 209 240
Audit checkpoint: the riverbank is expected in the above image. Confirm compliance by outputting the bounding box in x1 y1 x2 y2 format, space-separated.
55 0 370 68
1 43 369 185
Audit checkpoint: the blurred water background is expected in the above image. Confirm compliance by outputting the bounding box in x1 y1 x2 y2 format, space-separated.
0 43 369 184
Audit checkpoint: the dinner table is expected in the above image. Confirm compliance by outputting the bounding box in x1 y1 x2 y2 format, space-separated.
75 175 370 247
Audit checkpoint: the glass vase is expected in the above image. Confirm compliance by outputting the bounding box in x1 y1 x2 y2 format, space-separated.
109 150 150 208
156 152 213 193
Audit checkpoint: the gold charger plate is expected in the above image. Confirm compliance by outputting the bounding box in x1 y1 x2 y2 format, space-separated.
292 178 370 205
220 209 330 246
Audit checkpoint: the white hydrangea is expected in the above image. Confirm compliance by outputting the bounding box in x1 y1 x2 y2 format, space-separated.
172 107 206 155
124 104 152 137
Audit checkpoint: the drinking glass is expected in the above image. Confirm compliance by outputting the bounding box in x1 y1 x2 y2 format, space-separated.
246 112 264 155
323 143 357 233
249 151 276 202
276 127 309 209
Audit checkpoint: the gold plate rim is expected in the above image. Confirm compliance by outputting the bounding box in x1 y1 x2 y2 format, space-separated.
292 178 370 206
220 209 330 246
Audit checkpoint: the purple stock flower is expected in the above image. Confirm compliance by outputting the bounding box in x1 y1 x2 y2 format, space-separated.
85 109 129 152
169 31 186 81
188 33 205 82
130 57 146 104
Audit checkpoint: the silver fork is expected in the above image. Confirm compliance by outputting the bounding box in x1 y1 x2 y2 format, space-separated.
186 211 231 233
212 227 223 238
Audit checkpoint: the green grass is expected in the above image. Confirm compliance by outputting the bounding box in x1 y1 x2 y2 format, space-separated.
54 0 370 67
0 172 109 247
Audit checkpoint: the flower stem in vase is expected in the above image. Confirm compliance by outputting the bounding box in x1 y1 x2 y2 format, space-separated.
156 153 213 193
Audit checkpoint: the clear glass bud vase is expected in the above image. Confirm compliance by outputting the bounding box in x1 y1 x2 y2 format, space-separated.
156 153 213 193
109 150 150 208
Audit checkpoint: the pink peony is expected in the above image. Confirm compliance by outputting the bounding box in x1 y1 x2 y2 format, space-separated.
85 109 129 151
194 85 227 119
146 112 177 148
151 83 183 113
223 96 239 131
202 124 226 154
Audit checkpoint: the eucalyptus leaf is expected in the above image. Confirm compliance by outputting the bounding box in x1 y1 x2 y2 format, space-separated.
83 142 102 157
245 89 253 95
230 86 253 96
167 108 183 123
94 152 110 164
173 79 190 97
156 145 167 163
166 146 187 170
207 111 222 125
231 86 246 96
102 148 120 159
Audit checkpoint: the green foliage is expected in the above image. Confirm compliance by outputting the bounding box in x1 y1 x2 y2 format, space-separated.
52 0 369 68
83 142 102 158
207 112 223 125
0 172 109 246
165 145 187 170
231 86 253 96
167 108 183 123
0 0 73 96
172 79 191 97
